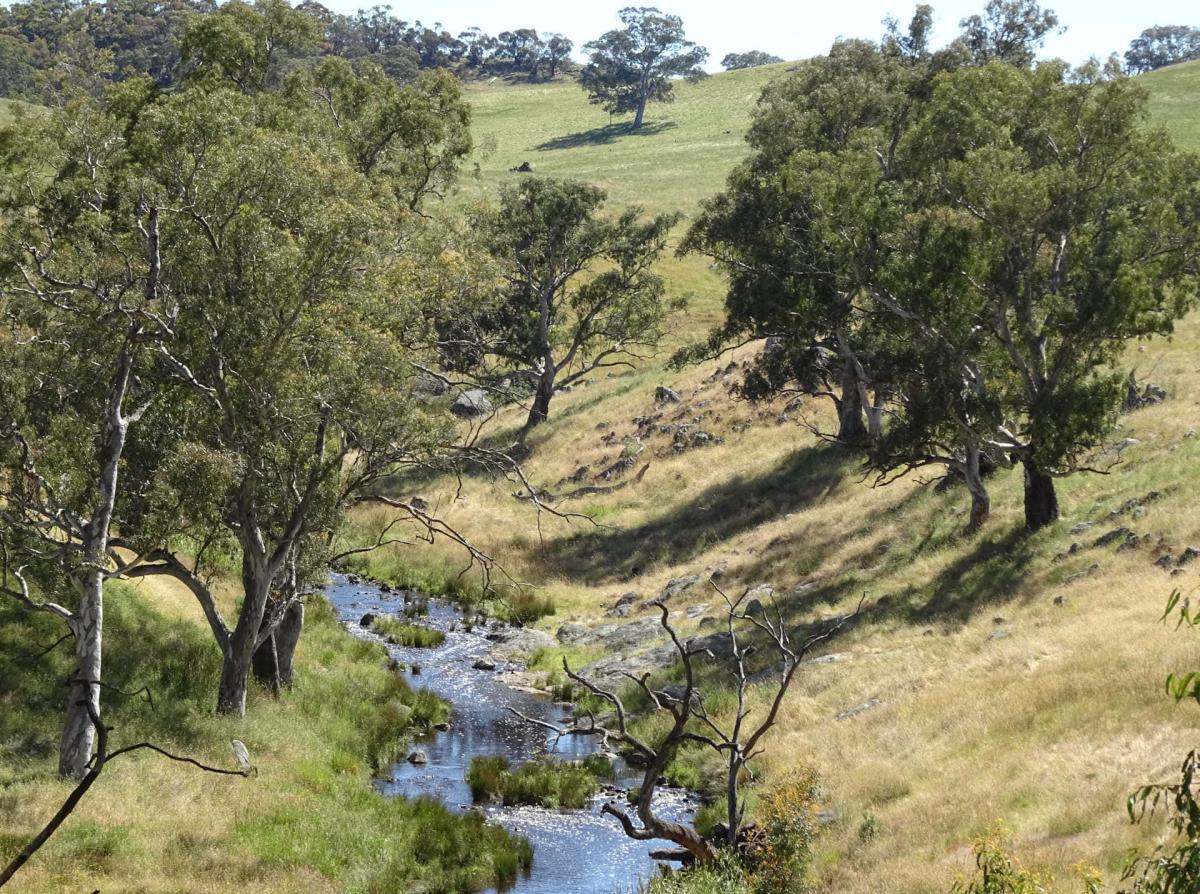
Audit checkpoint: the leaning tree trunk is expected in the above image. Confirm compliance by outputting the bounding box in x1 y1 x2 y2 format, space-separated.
1022 458 1059 531
524 369 555 430
962 439 991 533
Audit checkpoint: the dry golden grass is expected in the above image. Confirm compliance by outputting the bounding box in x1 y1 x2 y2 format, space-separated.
351 305 1200 890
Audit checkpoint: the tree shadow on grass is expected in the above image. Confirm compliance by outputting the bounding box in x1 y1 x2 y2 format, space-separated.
536 120 677 151
534 444 858 584
764 524 1042 660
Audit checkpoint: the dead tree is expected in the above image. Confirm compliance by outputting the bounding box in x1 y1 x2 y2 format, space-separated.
511 588 860 864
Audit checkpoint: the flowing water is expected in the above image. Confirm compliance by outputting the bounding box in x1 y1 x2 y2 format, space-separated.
326 574 696 894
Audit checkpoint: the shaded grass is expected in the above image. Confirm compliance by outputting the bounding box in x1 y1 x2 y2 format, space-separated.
0 586 529 893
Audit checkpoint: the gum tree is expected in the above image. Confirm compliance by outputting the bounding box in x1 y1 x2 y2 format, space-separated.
0 90 174 778
459 177 679 431
580 7 707 130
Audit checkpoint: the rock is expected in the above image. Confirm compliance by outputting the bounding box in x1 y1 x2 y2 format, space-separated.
606 592 639 617
412 372 449 396
1069 522 1094 535
685 603 710 618
655 385 682 404
992 616 1005 625
657 575 702 603
450 388 493 417
1180 546 1200 566
597 455 635 480
1188 430 1198 440
1095 527 1134 548
602 618 663 652
834 698 881 721
690 632 735 659
407 750 428 764
489 627 555 659
359 613 377 627
987 629 1010 642
511 160 534 173
697 616 717 628
1155 554 1177 570
557 622 590 644
1066 563 1101 584
1053 595 1065 606
434 721 451 731
472 658 497 671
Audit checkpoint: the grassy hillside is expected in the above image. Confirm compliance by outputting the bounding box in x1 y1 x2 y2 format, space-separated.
343 63 1200 892
1141 59 1200 151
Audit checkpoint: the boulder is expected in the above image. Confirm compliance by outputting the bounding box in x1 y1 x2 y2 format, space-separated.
1094 527 1134 548
359 613 377 627
655 385 682 404
472 658 497 671
450 389 493 418
657 575 702 604
407 749 428 765
556 622 590 644
1179 546 1200 566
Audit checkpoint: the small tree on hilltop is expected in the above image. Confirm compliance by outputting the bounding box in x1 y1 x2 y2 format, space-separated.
461 177 679 432
581 6 707 130
721 51 783 71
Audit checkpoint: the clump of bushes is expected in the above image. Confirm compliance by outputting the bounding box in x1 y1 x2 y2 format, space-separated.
370 615 446 648
466 754 612 809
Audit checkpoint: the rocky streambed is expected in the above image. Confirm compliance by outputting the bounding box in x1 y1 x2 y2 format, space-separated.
325 573 698 894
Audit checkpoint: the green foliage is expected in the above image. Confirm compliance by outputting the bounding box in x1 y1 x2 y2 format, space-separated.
686 18 1200 528
643 853 750 894
746 768 820 894
465 754 608 809
1126 26 1200 75
721 51 783 71
580 7 708 126
368 616 446 648
450 176 680 428
952 827 1048 894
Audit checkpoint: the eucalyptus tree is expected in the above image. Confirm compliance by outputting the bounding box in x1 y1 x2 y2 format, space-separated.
580 7 707 130
897 61 1200 529
0 90 176 778
453 177 679 431
681 35 940 446
103 58 473 714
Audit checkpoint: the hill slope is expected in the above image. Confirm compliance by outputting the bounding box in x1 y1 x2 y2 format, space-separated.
347 63 1200 892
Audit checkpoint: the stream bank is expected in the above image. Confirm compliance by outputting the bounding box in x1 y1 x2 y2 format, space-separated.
325 573 697 894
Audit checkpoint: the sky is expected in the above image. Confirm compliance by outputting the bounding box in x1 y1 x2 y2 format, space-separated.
319 0 1198 70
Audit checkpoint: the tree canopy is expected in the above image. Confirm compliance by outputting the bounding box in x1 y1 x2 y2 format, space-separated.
580 6 708 129
1125 25 1200 74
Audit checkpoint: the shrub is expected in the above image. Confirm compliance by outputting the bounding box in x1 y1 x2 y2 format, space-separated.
747 767 820 894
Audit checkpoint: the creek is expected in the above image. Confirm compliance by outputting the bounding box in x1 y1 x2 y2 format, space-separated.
326 573 697 894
